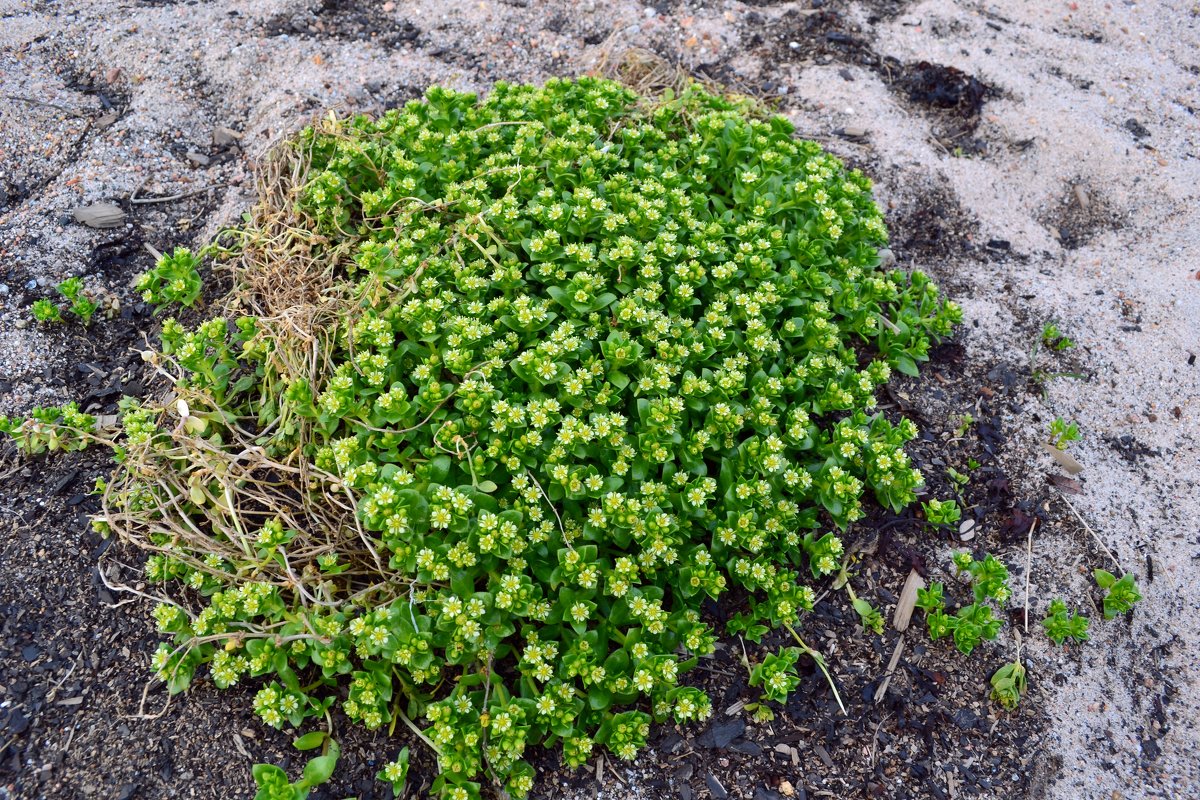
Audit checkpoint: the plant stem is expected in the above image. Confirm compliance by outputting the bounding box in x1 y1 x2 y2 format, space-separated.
783 623 847 716
394 706 442 759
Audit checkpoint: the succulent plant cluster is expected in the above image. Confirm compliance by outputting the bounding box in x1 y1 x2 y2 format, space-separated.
4 79 965 797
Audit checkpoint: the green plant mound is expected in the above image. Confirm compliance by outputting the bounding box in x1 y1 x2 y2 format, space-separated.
82 78 958 798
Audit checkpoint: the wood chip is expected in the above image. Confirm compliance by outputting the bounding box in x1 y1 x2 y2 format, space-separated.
232 732 251 760
892 569 924 632
1073 184 1090 211
71 203 126 228
724 698 746 716
186 150 211 166
95 111 119 128
1047 474 1083 494
1043 442 1084 474
57 696 83 706
873 637 906 704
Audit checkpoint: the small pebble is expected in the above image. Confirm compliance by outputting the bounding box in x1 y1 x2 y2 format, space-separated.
959 519 977 540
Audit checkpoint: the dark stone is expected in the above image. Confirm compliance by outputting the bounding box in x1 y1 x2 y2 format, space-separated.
4 709 29 735
705 773 728 800
1124 118 1150 139
697 717 745 749
659 729 684 754
1141 737 1162 760
952 707 979 729
729 739 763 756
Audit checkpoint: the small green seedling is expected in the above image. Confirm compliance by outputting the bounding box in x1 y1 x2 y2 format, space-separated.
918 553 1010 655
1093 570 1142 619
946 468 969 502
950 602 1003 655
989 659 1027 709
31 298 62 324
1048 417 1081 450
1041 322 1075 351
252 733 340 800
57 277 100 326
1041 598 1089 645
954 413 975 437
846 584 884 635
923 497 962 526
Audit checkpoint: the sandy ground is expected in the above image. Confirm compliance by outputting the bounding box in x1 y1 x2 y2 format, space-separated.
1 0 1197 798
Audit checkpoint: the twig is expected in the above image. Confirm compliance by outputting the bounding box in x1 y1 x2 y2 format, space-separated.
525 470 570 548
1023 516 1038 634
605 755 628 786
873 636 905 704
868 712 893 767
2 94 85 116
123 679 174 721
46 655 81 703
130 184 226 205
1057 493 1124 574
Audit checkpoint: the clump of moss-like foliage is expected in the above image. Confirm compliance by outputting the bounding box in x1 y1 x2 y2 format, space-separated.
3 78 959 798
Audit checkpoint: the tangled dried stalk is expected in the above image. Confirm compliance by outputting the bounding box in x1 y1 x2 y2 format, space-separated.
98 129 413 631
594 46 771 110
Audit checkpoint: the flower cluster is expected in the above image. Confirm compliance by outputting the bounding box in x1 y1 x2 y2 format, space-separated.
749 646 802 704
0 402 97 454
136 246 204 308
